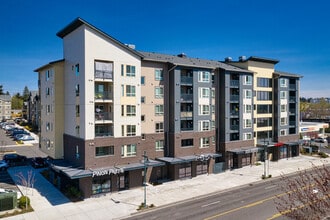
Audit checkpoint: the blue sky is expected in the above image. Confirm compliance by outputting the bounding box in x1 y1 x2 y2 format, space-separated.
1 0 330 97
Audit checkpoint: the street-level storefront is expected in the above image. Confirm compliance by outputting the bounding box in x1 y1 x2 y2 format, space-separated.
48 159 165 198
260 142 300 161
226 147 258 169
157 153 221 180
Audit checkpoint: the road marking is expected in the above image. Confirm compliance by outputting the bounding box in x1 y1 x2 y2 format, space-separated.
201 200 221 208
265 185 277 190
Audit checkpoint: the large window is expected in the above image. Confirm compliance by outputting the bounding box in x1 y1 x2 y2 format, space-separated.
243 75 252 85
200 88 210 98
181 139 193 148
199 105 210 115
257 91 272 100
126 65 136 77
126 125 136 136
280 117 287 126
155 69 164 81
126 85 136 97
280 78 287 87
200 137 210 148
244 89 252 99
155 105 164 116
126 105 136 116
155 122 164 133
121 144 136 157
198 71 210 82
257 77 272 87
280 91 287 99
244 119 252 128
199 120 210 131
95 61 113 79
257 105 272 114
96 146 114 157
155 86 164 98
257 117 272 127
155 140 164 151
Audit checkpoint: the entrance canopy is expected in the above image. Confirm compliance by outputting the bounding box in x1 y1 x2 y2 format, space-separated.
157 153 222 164
227 147 259 154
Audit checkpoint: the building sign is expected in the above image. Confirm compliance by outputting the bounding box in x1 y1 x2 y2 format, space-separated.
92 167 124 177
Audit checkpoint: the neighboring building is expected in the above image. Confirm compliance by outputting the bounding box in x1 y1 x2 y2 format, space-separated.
26 91 40 128
35 18 302 198
34 60 65 159
0 95 11 121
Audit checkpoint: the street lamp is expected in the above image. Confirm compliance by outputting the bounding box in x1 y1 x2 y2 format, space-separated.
142 151 148 208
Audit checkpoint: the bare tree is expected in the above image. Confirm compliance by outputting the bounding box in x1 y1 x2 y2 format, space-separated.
274 164 330 220
16 170 36 209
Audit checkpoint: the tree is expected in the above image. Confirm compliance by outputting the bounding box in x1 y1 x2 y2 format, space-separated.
22 86 30 102
11 93 23 109
0 85 4 95
15 170 35 210
274 164 330 219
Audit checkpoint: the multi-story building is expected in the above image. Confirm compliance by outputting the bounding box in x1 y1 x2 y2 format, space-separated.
0 95 11 121
35 18 302 198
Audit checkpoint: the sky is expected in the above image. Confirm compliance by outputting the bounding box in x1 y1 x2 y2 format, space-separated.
1 0 330 98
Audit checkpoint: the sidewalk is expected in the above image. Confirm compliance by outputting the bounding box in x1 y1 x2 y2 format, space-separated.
3 155 330 220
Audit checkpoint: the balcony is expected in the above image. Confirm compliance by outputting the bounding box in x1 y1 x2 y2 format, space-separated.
289 84 297 90
95 91 113 101
289 96 297 102
95 125 113 137
95 70 113 80
230 95 239 102
181 76 193 84
230 80 239 87
95 112 113 122
181 94 193 102
230 125 239 131
181 111 193 118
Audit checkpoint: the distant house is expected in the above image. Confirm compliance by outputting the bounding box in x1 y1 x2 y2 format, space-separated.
0 95 11 121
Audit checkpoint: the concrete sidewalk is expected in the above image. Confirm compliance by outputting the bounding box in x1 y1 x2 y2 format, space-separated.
3 155 330 220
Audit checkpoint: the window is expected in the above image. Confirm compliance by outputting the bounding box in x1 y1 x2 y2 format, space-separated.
199 120 210 131
121 64 124 76
126 85 136 97
244 119 252 128
141 96 145 104
244 89 252 99
257 91 272 100
126 105 136 116
121 105 124 116
280 91 287 99
141 134 146 140
46 70 51 81
46 122 50 131
76 105 80 117
95 61 113 79
75 64 79 76
257 105 272 114
155 69 164 81
280 78 287 87
198 71 210 82
141 115 145 122
200 88 210 98
257 77 272 87
141 76 145 85
200 137 210 148
75 84 80 96
257 117 272 127
243 75 252 85
75 125 80 136
280 117 287 126
46 87 50 96
211 89 215 98
121 144 137 157
199 105 210 115
46 105 51 115
155 86 164 98
155 122 164 132
181 139 193 147
155 105 164 116
126 125 136 136
280 129 287 136
155 140 164 151
281 104 287 112
126 65 136 77
96 146 114 157
244 105 252 113
243 133 252 140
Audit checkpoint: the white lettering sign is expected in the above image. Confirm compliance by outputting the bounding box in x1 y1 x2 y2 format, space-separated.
92 168 124 177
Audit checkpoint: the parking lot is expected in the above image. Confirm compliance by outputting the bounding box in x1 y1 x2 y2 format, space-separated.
0 126 46 194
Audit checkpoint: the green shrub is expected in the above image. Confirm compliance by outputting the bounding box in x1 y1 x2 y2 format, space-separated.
318 152 329 158
18 196 30 209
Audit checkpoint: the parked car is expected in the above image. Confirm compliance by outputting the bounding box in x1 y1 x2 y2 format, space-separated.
31 157 48 168
314 138 327 143
3 153 27 166
16 134 35 141
0 160 9 171
10 129 29 138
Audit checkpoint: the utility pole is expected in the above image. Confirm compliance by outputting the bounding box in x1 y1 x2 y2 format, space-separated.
264 139 267 178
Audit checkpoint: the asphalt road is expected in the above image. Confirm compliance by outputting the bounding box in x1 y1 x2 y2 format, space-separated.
124 176 299 220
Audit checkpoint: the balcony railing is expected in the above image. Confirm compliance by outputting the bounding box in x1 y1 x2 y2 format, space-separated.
230 95 239 101
289 84 296 90
95 70 113 80
95 91 113 100
181 76 193 84
181 111 193 118
95 112 113 121
230 125 239 130
230 80 239 87
289 96 297 102
181 94 193 101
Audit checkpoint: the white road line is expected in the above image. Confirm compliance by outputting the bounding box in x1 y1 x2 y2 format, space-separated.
202 200 221 208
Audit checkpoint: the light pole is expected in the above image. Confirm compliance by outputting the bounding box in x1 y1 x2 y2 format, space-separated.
142 151 148 208
263 139 267 178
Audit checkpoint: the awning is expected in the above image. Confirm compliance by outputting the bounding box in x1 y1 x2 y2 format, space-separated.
51 160 92 179
227 147 259 154
157 153 222 164
284 142 299 146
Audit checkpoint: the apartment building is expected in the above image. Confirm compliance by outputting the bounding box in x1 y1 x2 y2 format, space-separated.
0 95 11 121
35 18 301 198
